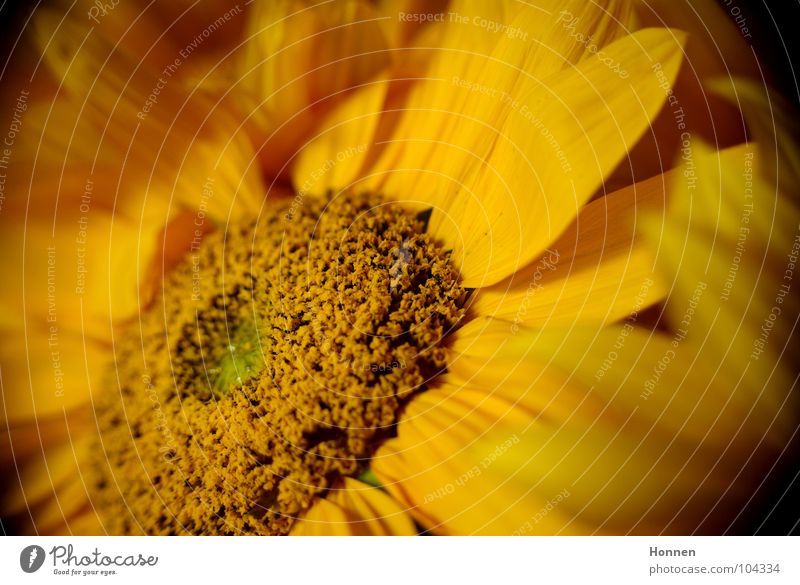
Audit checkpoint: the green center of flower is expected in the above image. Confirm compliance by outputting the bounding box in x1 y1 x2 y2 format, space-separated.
89 192 465 535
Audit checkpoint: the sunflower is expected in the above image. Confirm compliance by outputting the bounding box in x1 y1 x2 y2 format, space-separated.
1 1 797 536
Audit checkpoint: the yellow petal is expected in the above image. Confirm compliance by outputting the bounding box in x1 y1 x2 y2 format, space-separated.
32 9 263 225
357 0 521 200
292 78 390 197
428 317 789 533
2 436 94 535
61 510 105 536
234 0 392 177
432 28 685 286
644 142 798 437
472 172 670 326
541 0 758 194
50 0 244 81
33 10 186 152
481 405 744 534
1 439 89 515
373 0 449 49
636 0 757 82
0 324 104 426
165 117 266 225
449 318 788 452
372 383 595 534
0 210 159 335
361 1 633 207
34 473 93 534
290 478 417 535
0 406 90 468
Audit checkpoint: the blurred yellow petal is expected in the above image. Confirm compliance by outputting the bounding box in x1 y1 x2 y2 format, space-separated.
0 210 162 335
1 435 95 535
291 478 417 535
166 117 266 225
33 474 93 534
292 78 390 197
636 0 757 83
1 440 86 515
0 405 90 467
439 318 788 533
44 0 245 81
604 0 753 189
234 0 392 177
373 0 450 48
372 382 596 534
709 78 800 191
60 510 104 536
0 325 103 426
32 8 264 224
450 317 789 452
34 10 188 154
644 141 798 436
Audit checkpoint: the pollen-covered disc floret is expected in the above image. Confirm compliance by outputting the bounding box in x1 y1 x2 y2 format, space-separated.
90 192 466 535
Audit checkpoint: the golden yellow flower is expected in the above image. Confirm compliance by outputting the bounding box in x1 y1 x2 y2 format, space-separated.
1 0 797 535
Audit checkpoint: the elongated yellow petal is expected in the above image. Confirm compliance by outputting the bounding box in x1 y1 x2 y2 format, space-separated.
46 0 245 81
390 317 792 534
473 172 670 326
449 318 789 451
1 440 87 515
0 325 104 426
34 10 186 153
2 435 95 534
32 9 264 224
292 78 390 196
291 478 417 535
0 210 161 335
373 0 449 49
607 0 754 189
234 0 392 177
34 473 93 534
61 510 104 536
643 142 798 437
357 0 523 201
361 1 635 208
372 382 596 534
432 28 685 286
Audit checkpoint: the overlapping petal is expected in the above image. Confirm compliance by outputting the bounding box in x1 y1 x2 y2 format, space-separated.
377 315 789 534
472 171 671 326
291 478 417 535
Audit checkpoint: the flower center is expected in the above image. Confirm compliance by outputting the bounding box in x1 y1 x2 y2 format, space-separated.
89 192 466 535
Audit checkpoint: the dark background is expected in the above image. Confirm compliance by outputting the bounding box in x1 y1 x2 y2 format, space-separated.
733 0 800 107
710 0 800 536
